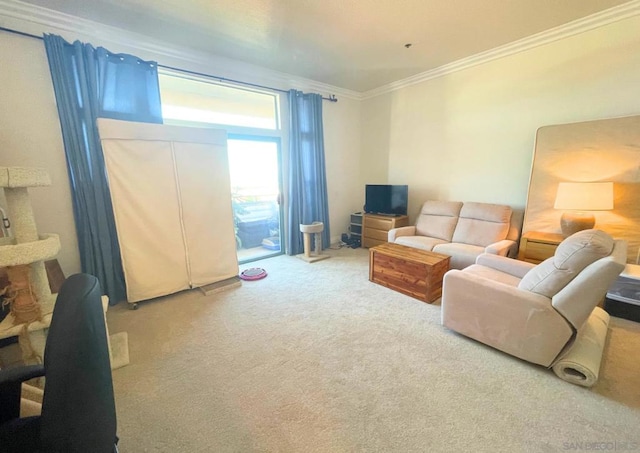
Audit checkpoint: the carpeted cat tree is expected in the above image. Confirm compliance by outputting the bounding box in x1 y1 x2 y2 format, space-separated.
0 166 128 370
0 167 59 365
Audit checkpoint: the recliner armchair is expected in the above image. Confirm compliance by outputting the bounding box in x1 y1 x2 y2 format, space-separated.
441 229 626 367
0 273 119 453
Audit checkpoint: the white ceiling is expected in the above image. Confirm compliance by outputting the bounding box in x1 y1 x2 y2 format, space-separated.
18 0 634 92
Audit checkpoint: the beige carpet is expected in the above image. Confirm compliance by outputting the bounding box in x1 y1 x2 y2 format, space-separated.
107 247 640 452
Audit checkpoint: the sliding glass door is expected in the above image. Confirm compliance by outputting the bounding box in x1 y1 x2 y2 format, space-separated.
228 136 283 263
158 69 284 264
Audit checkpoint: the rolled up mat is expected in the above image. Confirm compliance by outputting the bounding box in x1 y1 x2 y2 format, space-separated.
552 307 610 387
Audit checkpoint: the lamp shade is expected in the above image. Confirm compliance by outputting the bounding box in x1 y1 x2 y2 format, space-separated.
554 181 613 237
553 182 614 211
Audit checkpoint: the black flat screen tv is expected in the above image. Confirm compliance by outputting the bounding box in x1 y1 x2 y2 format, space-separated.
364 184 408 216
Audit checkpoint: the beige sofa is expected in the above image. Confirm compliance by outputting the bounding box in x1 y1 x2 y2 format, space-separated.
388 200 520 269
441 229 626 367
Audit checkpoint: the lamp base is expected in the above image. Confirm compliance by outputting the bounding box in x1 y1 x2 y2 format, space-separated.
560 212 595 237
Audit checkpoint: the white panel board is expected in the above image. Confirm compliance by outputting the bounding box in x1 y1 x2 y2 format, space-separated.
98 118 239 303
101 139 190 302
174 142 238 286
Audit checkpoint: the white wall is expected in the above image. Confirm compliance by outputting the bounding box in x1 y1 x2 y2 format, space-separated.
4 9 639 277
0 32 80 276
359 94 393 187
362 15 640 222
322 98 363 236
0 29 362 275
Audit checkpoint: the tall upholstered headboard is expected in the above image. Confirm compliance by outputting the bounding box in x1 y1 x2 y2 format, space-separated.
522 114 640 264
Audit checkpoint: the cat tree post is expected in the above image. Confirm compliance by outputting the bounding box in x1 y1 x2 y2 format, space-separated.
3 183 50 304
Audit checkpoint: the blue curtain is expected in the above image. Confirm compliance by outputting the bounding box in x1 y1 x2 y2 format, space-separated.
287 90 330 255
43 34 162 304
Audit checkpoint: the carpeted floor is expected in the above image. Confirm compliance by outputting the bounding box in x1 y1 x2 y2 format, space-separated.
107 247 640 452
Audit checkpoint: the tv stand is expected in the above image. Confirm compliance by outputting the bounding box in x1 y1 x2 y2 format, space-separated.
362 214 409 248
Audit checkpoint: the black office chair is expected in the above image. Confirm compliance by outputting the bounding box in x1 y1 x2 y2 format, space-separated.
0 273 119 453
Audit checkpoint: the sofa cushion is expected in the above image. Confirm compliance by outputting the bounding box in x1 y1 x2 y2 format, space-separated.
451 202 511 247
396 235 448 251
433 242 485 270
518 229 614 298
415 200 463 241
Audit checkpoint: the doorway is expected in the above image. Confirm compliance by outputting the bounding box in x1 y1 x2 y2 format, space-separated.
228 136 283 263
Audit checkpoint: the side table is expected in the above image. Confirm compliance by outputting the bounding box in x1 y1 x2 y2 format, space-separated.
518 231 564 264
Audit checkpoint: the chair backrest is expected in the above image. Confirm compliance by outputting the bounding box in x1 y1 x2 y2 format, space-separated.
518 229 627 330
415 200 463 241
40 273 117 453
552 239 627 329
451 202 512 247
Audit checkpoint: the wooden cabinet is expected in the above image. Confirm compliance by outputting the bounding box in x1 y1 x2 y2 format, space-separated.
362 214 409 248
518 231 564 264
369 243 450 303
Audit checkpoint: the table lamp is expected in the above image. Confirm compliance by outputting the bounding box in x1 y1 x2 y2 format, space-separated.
553 181 613 237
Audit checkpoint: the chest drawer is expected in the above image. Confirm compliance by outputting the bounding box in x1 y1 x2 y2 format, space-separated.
518 231 564 264
366 217 393 231
525 242 557 262
366 229 389 241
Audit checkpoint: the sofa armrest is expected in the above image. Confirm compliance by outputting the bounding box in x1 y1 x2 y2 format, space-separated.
388 225 416 242
475 253 536 279
484 239 517 257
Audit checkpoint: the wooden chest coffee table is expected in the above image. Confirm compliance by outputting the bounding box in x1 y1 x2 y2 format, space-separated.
369 242 450 303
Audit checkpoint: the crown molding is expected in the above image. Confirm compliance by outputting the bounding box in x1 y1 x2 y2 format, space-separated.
362 0 640 99
0 0 362 101
2 0 638 102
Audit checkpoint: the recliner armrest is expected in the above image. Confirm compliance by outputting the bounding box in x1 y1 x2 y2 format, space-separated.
0 364 45 386
475 253 536 279
443 268 550 307
0 364 45 424
388 225 416 242
441 269 573 366
484 239 517 257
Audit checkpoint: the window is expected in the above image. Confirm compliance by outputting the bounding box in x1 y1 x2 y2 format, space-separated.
158 71 280 130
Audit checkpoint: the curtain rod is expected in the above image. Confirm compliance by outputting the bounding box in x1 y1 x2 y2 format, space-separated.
159 64 338 102
0 25 338 102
